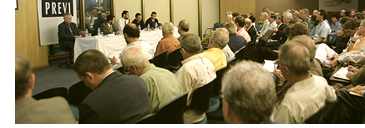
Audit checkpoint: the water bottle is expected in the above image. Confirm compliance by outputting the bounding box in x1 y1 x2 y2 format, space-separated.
138 25 141 31
97 28 100 36
147 24 150 32
155 22 158 30
119 27 122 35
85 29 88 38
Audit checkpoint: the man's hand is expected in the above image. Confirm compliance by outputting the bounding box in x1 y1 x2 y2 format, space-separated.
332 54 339 59
349 85 365 94
346 71 354 80
348 65 359 73
273 27 278 32
151 27 155 30
74 35 82 38
330 58 338 69
108 56 117 65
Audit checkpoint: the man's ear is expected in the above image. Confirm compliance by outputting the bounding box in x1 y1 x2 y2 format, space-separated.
29 74 35 90
85 72 94 82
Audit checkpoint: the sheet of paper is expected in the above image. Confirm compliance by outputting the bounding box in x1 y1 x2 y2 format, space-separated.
263 60 278 73
333 67 350 80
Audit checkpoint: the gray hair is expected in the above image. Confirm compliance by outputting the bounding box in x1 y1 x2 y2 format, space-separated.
300 8 309 16
283 12 293 20
162 22 174 35
222 60 276 124
178 19 190 32
223 22 237 36
180 34 201 54
291 35 316 61
63 13 72 18
294 12 300 18
15 53 32 99
120 45 149 71
227 14 233 19
278 43 310 77
244 18 252 26
261 12 268 19
211 28 229 49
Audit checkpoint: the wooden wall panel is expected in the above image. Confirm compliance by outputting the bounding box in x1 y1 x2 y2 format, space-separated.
15 0 48 69
220 0 256 23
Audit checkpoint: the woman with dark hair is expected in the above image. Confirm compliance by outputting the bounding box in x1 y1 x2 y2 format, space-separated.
309 15 319 38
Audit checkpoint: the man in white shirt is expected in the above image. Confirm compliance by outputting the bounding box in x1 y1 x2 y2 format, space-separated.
271 42 336 124
313 9 331 44
259 12 270 37
115 10 130 31
175 34 216 124
265 14 277 34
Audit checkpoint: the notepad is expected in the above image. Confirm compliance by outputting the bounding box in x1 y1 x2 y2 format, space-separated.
263 60 278 73
349 91 363 97
333 67 350 80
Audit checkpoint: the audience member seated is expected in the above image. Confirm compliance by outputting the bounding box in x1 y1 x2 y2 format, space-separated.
272 15 287 44
15 54 76 124
293 12 302 22
222 61 279 124
224 22 247 53
202 28 229 70
232 12 239 23
58 13 82 52
177 19 190 42
350 9 356 18
123 23 154 59
120 46 181 113
259 12 270 37
100 15 120 35
346 19 365 53
249 15 257 27
271 43 336 124
340 9 347 18
245 18 257 42
354 12 364 24
74 50 151 124
154 22 180 57
300 8 313 29
116 10 130 31
309 15 319 38
175 34 216 124
226 14 234 24
131 13 145 30
283 12 293 25
331 64 365 91
284 22 310 43
92 13 106 36
329 13 342 38
146 11 160 30
328 17 350 54
235 16 251 42
266 14 278 37
313 9 331 44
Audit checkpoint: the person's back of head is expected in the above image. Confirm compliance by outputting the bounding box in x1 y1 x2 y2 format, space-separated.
123 23 140 38
232 12 240 18
162 22 174 35
120 45 150 76
339 16 350 25
222 60 276 124
332 13 341 21
244 18 252 27
178 19 190 32
15 53 33 101
211 28 229 49
278 43 310 78
223 22 237 36
235 16 245 27
291 35 317 61
354 12 364 19
74 50 111 77
180 34 201 54
285 22 309 40
342 18 360 30
249 15 256 23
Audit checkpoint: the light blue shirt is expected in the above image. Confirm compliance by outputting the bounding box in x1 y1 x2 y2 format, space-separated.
330 21 342 37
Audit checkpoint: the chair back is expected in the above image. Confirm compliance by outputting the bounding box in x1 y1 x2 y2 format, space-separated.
211 67 227 97
190 79 215 114
134 113 156 124
33 87 68 101
213 22 220 30
68 80 93 107
167 47 183 69
155 92 188 124
235 44 257 62
150 51 168 68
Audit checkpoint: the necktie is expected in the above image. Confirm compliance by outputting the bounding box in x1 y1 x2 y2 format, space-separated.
68 24 73 35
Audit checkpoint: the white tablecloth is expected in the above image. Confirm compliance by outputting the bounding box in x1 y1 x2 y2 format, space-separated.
74 27 180 63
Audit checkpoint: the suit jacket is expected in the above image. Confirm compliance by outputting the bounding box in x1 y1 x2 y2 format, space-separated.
78 71 151 124
100 22 118 35
247 25 257 42
228 35 248 53
15 97 76 124
58 21 80 50
92 18 107 36
271 23 287 44
132 19 145 30
146 18 159 29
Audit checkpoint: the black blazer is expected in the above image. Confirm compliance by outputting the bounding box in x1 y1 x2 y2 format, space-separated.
132 19 145 30
247 26 257 42
228 35 248 53
78 71 151 124
145 18 159 29
58 21 80 50
271 23 287 43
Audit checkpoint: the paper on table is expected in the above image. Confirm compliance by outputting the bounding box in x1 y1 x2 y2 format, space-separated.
263 60 278 73
349 91 363 97
333 67 350 80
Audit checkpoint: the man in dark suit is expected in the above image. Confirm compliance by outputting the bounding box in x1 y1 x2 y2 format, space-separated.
132 13 145 30
272 15 287 44
224 22 247 53
100 15 119 35
245 18 257 42
58 13 82 51
145 11 160 30
74 49 151 124
15 54 76 124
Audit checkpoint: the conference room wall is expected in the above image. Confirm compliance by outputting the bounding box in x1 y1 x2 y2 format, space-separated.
219 0 256 24
113 0 142 22
171 0 199 36
201 0 220 38
255 0 319 23
143 0 171 25
15 0 49 69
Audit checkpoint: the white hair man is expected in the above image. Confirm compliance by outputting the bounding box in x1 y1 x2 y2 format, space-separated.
175 34 216 124
154 22 180 58
283 12 293 25
293 11 302 22
271 43 336 123
259 12 270 37
120 45 182 113
202 28 229 70
222 60 278 124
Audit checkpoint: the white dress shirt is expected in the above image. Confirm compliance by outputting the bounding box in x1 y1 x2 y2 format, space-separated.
116 18 130 31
